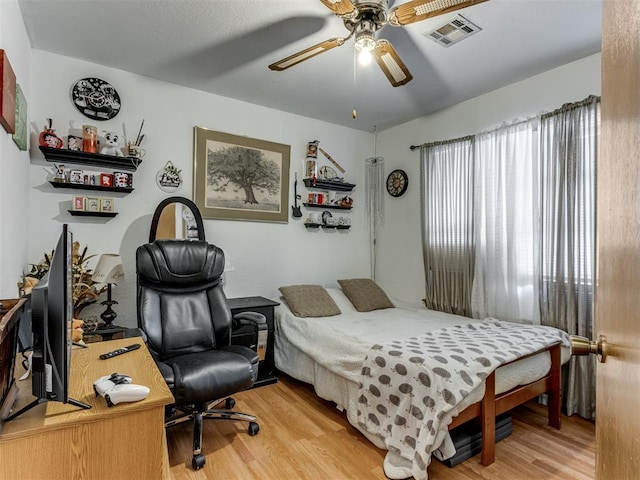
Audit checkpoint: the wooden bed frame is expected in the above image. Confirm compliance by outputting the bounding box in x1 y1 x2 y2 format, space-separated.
447 343 562 466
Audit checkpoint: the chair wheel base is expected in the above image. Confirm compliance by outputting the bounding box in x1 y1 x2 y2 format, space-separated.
225 397 235 409
248 421 260 436
192 454 206 470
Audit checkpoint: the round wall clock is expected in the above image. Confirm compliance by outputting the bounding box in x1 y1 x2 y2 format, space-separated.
70 77 121 121
386 169 408 197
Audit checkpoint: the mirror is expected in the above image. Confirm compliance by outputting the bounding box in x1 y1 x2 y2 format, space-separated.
149 196 205 242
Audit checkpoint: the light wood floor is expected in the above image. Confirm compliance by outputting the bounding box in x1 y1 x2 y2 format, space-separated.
167 375 595 480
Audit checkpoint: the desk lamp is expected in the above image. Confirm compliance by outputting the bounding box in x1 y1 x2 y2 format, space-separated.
91 254 124 328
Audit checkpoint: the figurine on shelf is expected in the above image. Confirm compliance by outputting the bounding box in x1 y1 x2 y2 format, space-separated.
339 195 353 208
38 118 64 149
100 131 124 156
53 164 67 183
82 124 98 153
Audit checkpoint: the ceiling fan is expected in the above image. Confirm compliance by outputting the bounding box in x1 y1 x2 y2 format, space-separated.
269 0 487 87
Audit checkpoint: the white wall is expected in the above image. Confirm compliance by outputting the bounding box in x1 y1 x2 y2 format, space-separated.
0 0 31 298
28 51 374 327
374 53 602 305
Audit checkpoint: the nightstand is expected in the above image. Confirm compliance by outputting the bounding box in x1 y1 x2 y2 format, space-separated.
227 296 279 387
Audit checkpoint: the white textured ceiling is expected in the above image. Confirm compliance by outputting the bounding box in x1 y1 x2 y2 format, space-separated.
17 0 602 132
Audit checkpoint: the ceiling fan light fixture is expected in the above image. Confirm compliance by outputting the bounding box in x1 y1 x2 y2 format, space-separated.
358 48 373 66
354 20 376 52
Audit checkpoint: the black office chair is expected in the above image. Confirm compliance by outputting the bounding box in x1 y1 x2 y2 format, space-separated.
136 239 266 470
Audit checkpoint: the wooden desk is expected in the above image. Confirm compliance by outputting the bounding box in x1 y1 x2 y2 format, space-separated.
0 338 174 480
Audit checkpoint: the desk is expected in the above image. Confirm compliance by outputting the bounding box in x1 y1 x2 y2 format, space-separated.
0 338 174 480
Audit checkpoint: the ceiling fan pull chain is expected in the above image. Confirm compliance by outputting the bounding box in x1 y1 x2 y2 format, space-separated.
352 49 357 119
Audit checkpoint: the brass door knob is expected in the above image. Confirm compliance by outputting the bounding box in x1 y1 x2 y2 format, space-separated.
570 334 607 363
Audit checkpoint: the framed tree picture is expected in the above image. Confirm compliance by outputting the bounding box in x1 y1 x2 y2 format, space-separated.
193 127 290 223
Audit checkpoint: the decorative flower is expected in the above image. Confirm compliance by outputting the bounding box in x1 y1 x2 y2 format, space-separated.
22 241 106 315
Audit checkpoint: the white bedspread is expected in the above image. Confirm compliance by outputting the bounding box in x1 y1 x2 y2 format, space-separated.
274 288 571 479
275 301 471 384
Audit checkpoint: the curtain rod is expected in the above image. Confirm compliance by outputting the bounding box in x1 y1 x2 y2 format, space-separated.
409 135 475 151
541 95 600 120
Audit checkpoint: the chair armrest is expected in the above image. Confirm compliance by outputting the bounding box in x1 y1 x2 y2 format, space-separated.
232 312 267 331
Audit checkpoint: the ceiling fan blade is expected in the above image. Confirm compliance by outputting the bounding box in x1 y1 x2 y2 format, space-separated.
268 38 346 71
373 40 413 87
319 0 356 16
389 0 488 26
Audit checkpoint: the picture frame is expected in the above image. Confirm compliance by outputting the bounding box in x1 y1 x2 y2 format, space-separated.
72 195 86 211
0 49 17 134
69 169 84 184
100 197 115 213
12 84 27 151
193 127 290 223
85 197 100 212
99 173 114 187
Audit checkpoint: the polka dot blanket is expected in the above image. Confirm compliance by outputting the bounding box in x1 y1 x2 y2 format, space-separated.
356 318 570 480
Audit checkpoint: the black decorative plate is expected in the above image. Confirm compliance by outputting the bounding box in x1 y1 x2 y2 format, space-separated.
71 77 121 121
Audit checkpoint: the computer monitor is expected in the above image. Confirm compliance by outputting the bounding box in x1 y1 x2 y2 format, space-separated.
7 225 90 421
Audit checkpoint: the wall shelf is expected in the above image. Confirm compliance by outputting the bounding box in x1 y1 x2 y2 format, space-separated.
40 146 142 171
303 202 352 210
68 210 118 218
305 223 350 230
321 224 351 230
303 178 355 191
49 181 134 194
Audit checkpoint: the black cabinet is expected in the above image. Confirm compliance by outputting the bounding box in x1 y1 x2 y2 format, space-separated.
228 296 279 388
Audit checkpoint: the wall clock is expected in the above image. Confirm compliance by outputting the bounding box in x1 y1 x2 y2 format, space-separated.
386 169 408 197
70 77 121 121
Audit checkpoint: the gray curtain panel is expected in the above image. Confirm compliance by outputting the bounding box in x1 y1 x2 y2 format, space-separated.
539 95 599 420
420 137 475 317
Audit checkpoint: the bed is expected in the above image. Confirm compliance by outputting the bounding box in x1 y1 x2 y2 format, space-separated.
273 285 570 480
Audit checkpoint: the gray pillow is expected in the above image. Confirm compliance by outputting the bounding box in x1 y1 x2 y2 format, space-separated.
337 278 394 312
279 285 341 318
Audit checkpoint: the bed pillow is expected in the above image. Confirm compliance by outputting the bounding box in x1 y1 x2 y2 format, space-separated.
278 285 341 318
337 278 394 312
325 287 358 314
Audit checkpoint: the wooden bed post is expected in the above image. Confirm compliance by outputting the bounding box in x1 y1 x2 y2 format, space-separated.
480 371 496 466
548 343 562 429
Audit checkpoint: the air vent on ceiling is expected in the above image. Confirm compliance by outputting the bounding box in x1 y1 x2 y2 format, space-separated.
423 14 482 48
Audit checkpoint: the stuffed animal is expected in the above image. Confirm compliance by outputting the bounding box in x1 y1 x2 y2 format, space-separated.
100 131 124 156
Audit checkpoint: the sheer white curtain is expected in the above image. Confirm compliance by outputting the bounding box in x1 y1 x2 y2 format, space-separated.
471 119 541 324
420 137 475 316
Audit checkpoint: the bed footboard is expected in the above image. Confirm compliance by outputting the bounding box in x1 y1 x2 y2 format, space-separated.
448 343 562 466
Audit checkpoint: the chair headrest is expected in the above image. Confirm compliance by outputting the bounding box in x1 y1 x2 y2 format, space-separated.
136 240 224 289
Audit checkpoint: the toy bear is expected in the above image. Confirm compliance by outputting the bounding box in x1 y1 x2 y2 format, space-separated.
100 131 124 156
